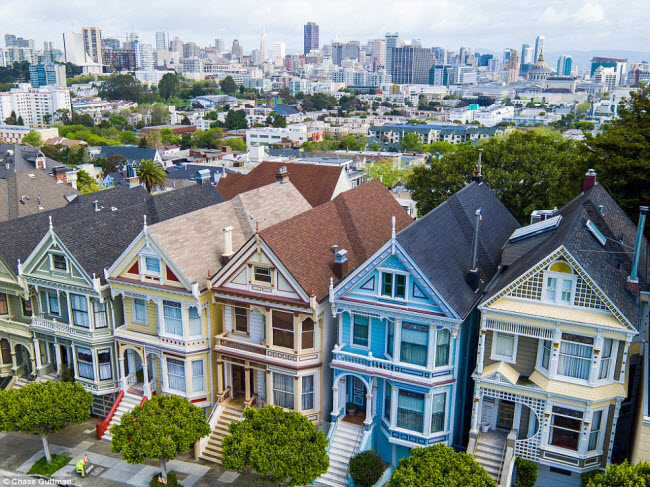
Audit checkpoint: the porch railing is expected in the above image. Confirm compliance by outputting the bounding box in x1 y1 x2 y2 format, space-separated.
215 333 320 363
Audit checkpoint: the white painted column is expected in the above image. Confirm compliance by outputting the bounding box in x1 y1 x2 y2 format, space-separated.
471 387 482 431
589 333 603 386
394 319 402 363
142 354 151 398
65 291 73 325
331 384 340 417
161 356 169 392
390 385 398 428
32 338 42 371
338 313 343 346
513 402 522 433
578 408 593 455
245 367 252 401
539 399 554 448
365 391 374 426
476 316 487 374
155 299 164 335
266 370 273 405
69 343 78 379
118 356 127 391
427 326 435 369
423 393 432 434
54 339 62 374
549 327 562 378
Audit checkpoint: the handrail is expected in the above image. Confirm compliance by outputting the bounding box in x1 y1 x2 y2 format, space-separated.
98 390 117 422
96 390 124 440
498 429 518 487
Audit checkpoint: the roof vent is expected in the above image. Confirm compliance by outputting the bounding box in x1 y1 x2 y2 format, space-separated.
598 205 605 216
93 200 100 212
276 166 290 184
20 195 29 204
27 173 35 179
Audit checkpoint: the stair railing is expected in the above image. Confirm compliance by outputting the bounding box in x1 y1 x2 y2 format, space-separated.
498 429 518 487
96 390 124 440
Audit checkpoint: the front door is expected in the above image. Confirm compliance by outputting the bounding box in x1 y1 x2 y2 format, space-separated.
497 400 515 430
351 377 366 411
232 365 246 396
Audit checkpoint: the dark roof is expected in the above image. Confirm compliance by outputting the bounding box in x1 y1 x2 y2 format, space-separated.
484 183 649 328
0 144 56 179
166 164 233 181
0 185 223 283
397 181 520 319
261 180 413 301
274 104 299 116
216 161 345 207
99 146 158 163
103 172 127 186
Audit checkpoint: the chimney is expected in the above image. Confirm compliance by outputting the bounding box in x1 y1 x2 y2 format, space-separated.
584 169 597 192
93 200 99 212
472 148 484 183
276 166 290 184
465 209 482 290
221 226 234 265
627 206 648 295
333 249 349 279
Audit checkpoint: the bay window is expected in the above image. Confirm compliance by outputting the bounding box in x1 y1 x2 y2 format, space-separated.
557 334 593 381
599 339 613 380
549 406 583 451
431 393 446 433
302 375 314 410
301 318 314 349
401 323 428 367
397 390 424 432
93 301 107 328
167 358 186 392
189 307 201 336
163 300 183 336
133 298 147 323
71 294 89 327
191 360 204 392
588 410 604 451
491 332 517 362
77 347 94 380
98 349 112 380
0 293 7 315
435 329 450 367
540 340 552 370
352 314 370 348
234 306 248 334
272 310 294 349
273 372 294 409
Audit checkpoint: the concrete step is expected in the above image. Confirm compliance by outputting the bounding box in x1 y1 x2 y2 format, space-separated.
474 446 504 461
317 471 348 487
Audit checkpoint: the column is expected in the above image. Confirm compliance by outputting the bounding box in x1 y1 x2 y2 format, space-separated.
54 339 62 374
394 319 402 363
578 408 593 455
471 388 482 431
265 310 272 347
65 291 73 325
427 326 435 369
476 316 487 374
365 390 374 427
32 338 42 372
161 356 169 392
390 385 398 428
549 326 562 377
513 403 522 434
181 304 189 338
372 380 378 417
118 356 127 391
216 361 224 395
589 333 603 386
293 375 301 411
142 354 151 398
423 393 432 434
156 299 164 335
266 370 273 405
331 384 340 417
244 366 251 401
10 348 17 375
338 314 343 346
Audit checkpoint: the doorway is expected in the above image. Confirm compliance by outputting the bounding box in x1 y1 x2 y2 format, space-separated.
497 400 515 430
232 365 255 398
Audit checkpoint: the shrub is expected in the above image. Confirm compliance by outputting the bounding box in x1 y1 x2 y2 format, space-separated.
515 458 537 487
349 450 386 487
149 472 182 487
59 364 74 382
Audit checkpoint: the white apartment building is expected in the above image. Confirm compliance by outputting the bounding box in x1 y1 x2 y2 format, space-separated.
0 125 59 144
245 125 324 147
0 84 71 127
135 70 168 85
135 43 154 70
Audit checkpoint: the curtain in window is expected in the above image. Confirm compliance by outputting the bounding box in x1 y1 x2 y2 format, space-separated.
558 341 592 380
77 347 94 379
435 329 450 366
588 410 603 451
48 292 59 314
599 339 613 379
0 293 7 314
167 358 186 392
145 257 160 273
495 333 515 357
397 391 424 432
302 375 314 410
191 360 204 392
133 298 147 322
71 294 89 327
431 393 446 433
189 307 201 336
163 301 183 336
93 300 107 328
353 315 369 347
98 349 111 380
273 373 294 409
401 325 428 366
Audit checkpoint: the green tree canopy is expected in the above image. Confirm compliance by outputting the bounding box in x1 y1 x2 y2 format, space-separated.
401 132 422 151
222 406 329 487
110 395 210 481
99 74 145 102
581 460 650 486
224 137 246 151
219 76 238 94
136 159 167 194
151 103 170 126
0 382 92 462
119 130 139 145
103 154 127 176
21 130 43 147
158 73 180 100
224 109 248 130
389 444 495 487
367 160 413 187
76 169 100 193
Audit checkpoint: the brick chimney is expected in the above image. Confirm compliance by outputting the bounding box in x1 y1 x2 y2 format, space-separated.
584 169 597 192
333 249 349 279
276 166 290 184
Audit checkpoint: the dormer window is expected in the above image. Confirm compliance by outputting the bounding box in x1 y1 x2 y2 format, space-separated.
543 261 575 306
253 265 272 286
381 272 406 299
145 257 161 275
52 254 67 272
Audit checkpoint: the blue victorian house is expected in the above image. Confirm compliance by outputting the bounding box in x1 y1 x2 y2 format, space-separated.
317 179 519 486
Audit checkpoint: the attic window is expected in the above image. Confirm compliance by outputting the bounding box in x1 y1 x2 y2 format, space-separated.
52 254 67 271
586 220 606 246
253 265 272 285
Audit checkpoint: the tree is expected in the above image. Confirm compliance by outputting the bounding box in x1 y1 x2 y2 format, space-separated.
21 130 43 147
581 460 650 486
110 395 210 482
0 381 92 463
180 115 192 125
389 444 495 487
401 132 422 151
136 159 167 194
151 103 170 126
119 130 139 145
224 137 246 151
76 169 100 193
158 73 180 100
222 406 329 487
219 76 238 95
109 114 127 128
349 450 385 487
407 131 586 221
272 114 287 128
224 109 248 130
4 110 18 125
99 74 145 102
366 160 413 187
103 154 126 176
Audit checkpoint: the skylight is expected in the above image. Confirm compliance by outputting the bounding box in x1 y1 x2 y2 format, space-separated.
509 215 562 243
586 220 607 246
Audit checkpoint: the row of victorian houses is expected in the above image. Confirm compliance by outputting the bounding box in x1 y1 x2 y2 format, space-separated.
0 165 648 487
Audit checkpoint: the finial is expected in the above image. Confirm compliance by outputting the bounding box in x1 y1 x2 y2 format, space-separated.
143 214 147 230
329 277 334 288
256 221 259 233
391 215 396 240
49 215 53 231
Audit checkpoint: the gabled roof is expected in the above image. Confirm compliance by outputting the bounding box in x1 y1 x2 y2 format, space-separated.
274 104 299 116
216 161 345 207
0 144 56 179
260 179 413 301
146 181 312 290
484 184 649 328
99 146 158 163
397 181 520 319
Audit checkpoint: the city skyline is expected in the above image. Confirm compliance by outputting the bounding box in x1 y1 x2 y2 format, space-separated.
1 0 648 55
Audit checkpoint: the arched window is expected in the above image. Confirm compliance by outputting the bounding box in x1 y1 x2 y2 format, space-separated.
543 261 575 305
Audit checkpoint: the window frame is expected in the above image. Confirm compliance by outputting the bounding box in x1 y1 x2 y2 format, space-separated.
587 409 607 453
271 309 294 350
548 405 583 452
380 271 408 300
434 328 451 367
351 313 371 349
301 317 315 350
430 392 447 434
132 298 148 324
51 253 68 273
0 293 7 315
252 265 273 286
272 372 295 410
598 338 614 381
188 306 202 337
21 297 32 317
191 359 204 393
233 306 249 335
542 264 577 306
301 374 314 411
556 333 594 382
490 331 518 364
396 389 425 433
76 347 94 380
97 348 112 380
70 293 90 328
400 322 428 367
47 291 60 316
162 300 183 337
166 357 186 393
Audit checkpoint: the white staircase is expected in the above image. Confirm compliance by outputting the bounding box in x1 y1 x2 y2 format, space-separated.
11 376 29 390
101 391 142 442
38 372 58 382
316 421 363 487
199 403 244 463
472 433 506 484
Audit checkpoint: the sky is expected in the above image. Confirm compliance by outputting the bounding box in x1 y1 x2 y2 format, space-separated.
1 0 648 55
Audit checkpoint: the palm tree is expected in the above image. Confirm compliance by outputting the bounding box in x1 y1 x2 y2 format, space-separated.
136 159 167 194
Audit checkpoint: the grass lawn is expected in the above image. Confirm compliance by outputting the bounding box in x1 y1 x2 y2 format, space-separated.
28 455 72 476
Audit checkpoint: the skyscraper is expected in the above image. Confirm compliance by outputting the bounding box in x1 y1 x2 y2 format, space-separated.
303 22 319 55
507 49 520 84
260 28 268 61
155 31 170 52
459 46 471 64
557 55 573 76
534 35 545 64
82 27 102 64
272 42 286 62
391 45 431 84
384 32 400 73
521 43 534 65
135 42 154 70
231 39 243 60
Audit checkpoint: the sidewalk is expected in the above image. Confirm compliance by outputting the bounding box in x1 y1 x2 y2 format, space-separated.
0 421 269 487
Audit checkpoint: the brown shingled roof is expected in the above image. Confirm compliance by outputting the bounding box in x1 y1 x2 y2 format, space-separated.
216 161 345 207
260 179 413 301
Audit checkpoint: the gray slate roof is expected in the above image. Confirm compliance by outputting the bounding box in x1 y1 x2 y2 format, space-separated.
396 181 520 320
99 146 158 163
484 183 649 328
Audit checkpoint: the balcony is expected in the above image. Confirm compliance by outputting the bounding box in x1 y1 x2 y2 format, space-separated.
214 332 321 368
0 316 32 339
331 346 452 386
114 325 210 353
31 316 93 339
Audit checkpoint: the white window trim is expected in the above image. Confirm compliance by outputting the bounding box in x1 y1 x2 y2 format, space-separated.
232 306 250 336
587 407 608 455
596 339 617 383
140 254 162 280
47 290 60 316
161 300 184 338
535 339 553 377
544 405 584 453
165 357 187 394
188 306 203 337
430 390 448 435
385 319 394 359
490 331 518 364
131 298 148 324
351 313 371 350
251 264 274 287
542 271 577 307
50 253 69 274
378 269 409 301
555 335 594 384
191 359 205 394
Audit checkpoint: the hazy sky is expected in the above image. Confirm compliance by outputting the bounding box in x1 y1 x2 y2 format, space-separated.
1 0 647 54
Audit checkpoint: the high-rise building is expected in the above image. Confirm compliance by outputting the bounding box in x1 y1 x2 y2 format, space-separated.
304 22 319 55
590 57 627 86
0 85 71 126
260 28 268 62
431 47 446 65
391 45 431 84
272 42 285 63
534 35 545 65
429 64 452 86
82 27 103 64
135 42 154 70
556 55 573 76
478 54 493 67
155 31 170 52
171 37 184 57
102 49 136 71
4 34 17 47
183 42 199 58
384 32 400 73
507 49 520 84
215 38 225 52
331 41 360 66
231 39 243 60
29 64 67 88
459 46 471 64
62 32 89 65
521 43 534 65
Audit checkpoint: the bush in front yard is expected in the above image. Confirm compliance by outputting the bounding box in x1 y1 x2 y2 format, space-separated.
515 458 537 487
349 450 386 487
